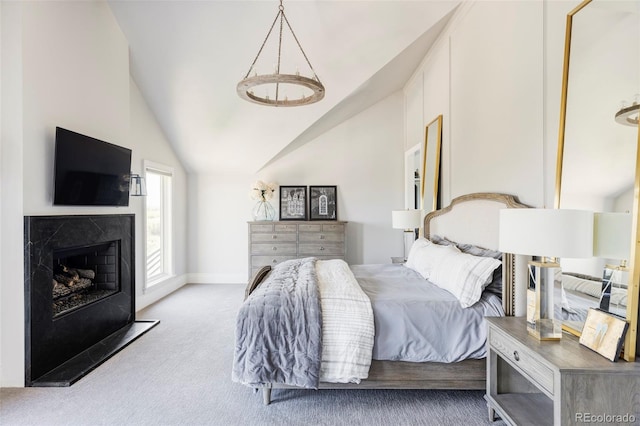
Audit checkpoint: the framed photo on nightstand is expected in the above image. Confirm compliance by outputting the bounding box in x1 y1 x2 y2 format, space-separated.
579 309 628 361
309 185 337 221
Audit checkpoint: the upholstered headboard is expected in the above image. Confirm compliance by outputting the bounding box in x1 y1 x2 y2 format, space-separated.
424 192 530 317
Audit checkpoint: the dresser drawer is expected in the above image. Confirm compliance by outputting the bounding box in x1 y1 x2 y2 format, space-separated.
315 255 346 262
251 233 297 243
298 224 322 232
490 328 554 395
298 243 344 256
251 255 297 268
250 224 274 233
299 232 344 242
251 243 297 255
274 224 298 233
322 224 344 233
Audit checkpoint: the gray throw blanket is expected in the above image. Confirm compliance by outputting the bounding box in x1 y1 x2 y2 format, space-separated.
232 258 322 389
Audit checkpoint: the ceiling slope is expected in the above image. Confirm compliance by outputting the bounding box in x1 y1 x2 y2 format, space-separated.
260 7 456 171
108 0 460 174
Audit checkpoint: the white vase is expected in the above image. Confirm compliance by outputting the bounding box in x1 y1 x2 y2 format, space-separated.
252 200 275 221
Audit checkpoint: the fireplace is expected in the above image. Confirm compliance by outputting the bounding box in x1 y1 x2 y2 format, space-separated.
24 214 158 386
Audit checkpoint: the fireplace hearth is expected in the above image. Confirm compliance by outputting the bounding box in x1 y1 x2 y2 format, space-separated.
24 214 158 386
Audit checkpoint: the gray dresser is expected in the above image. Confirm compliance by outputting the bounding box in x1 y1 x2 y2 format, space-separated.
248 221 347 278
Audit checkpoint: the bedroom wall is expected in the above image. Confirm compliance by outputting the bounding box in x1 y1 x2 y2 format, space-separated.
0 1 188 387
405 1 549 210
1 0 25 389
188 92 405 283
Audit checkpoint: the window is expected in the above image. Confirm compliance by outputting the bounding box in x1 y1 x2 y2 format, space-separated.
144 161 173 289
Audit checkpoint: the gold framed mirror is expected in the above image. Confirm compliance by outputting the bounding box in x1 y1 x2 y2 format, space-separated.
421 114 443 212
556 0 640 361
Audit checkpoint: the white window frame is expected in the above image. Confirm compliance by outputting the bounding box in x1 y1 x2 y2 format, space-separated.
143 160 174 291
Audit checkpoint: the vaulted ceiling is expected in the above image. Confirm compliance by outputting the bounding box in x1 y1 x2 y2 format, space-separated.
108 0 460 174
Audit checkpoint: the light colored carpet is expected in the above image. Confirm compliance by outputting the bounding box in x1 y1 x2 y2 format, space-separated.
1 284 506 426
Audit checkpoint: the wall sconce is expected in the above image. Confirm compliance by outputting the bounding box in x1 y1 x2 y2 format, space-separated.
130 173 147 197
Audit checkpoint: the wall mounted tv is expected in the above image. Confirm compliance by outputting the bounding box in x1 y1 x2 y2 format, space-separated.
53 127 132 206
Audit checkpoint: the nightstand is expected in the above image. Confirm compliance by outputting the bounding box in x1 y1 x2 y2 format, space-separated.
486 317 640 425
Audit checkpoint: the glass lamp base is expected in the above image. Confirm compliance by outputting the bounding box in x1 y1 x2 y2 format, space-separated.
526 260 563 341
527 318 563 340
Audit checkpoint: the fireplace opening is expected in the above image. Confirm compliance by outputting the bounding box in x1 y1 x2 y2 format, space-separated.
52 241 120 318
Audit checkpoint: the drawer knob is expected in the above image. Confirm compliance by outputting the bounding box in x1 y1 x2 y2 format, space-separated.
272 247 277 251
272 235 277 239
320 235 325 240
320 247 325 251
272 259 277 263
513 351 520 361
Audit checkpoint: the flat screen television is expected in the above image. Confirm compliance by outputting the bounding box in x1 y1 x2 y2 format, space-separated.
53 127 132 206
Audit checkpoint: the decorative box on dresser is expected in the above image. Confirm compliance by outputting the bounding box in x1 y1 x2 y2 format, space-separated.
248 221 347 278
486 317 640 426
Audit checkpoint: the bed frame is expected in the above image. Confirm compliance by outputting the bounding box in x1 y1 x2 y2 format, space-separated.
245 192 529 404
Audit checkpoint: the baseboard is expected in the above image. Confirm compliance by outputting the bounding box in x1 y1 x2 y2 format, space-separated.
137 273 188 311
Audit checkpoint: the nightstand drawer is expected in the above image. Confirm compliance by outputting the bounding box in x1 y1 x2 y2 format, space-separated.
490 328 554 395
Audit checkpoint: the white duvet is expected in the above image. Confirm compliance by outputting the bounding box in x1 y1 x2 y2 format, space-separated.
316 259 374 384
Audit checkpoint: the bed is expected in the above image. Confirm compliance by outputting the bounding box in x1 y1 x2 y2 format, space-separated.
233 192 530 404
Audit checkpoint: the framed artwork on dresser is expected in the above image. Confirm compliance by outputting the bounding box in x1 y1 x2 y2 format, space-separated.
309 185 337 221
279 186 307 220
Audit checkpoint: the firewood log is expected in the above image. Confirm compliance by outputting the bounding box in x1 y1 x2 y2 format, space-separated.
75 268 96 280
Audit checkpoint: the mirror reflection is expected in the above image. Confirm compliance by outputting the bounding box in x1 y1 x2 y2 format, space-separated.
557 0 639 334
405 145 421 211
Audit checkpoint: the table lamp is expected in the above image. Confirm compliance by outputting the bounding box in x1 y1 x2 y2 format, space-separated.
594 212 632 312
499 208 593 340
392 209 422 262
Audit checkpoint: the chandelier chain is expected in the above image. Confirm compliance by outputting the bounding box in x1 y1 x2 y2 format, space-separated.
281 12 322 84
276 6 284 101
243 10 281 79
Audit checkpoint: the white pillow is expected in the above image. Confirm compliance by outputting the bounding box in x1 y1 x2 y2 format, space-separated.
405 238 460 280
428 249 501 308
405 238 430 271
610 288 627 307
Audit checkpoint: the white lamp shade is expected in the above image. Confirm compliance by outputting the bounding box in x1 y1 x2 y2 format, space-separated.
392 210 422 230
499 208 593 258
594 212 632 260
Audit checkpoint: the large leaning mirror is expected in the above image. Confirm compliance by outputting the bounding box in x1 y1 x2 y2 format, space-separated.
421 115 443 212
556 0 640 361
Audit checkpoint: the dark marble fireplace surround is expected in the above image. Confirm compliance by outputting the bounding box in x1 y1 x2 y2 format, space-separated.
24 214 157 386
